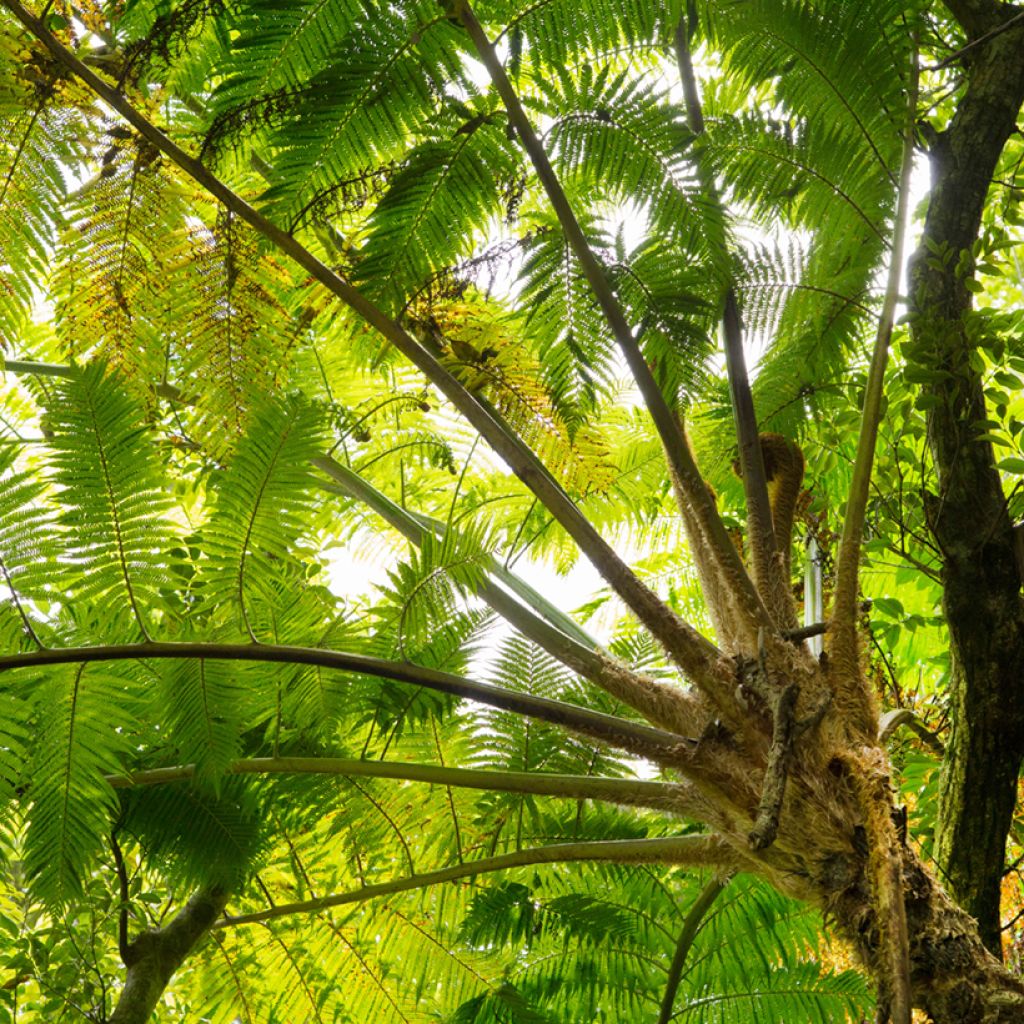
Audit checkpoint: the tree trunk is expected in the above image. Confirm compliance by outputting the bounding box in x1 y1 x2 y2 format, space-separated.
826 844 1024 1022
108 887 228 1024
908 5 1024 954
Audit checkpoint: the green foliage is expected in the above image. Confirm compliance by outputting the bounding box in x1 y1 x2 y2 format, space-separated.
199 394 328 638
0 0 983 1018
47 363 177 638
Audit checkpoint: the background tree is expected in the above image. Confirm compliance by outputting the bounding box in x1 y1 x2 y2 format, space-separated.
0 0 1023 1021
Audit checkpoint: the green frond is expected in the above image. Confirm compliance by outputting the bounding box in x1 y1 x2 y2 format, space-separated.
358 121 520 311
0 447 62 642
519 213 615 427
53 133 192 385
199 394 328 638
376 527 492 658
209 6 464 227
121 778 265 890
710 0 909 176
156 658 244 784
45 362 177 639
0 31 86 346
489 0 673 66
539 62 697 242
24 663 141 906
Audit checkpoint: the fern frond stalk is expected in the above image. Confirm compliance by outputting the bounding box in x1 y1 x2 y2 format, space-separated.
106 757 695 813
217 835 734 928
674 21 791 631
830 33 920 742
0 642 695 763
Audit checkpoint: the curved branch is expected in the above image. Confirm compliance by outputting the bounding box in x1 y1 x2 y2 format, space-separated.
216 835 735 928
0 0 726 714
657 876 729 1024
105 756 697 813
0 642 696 764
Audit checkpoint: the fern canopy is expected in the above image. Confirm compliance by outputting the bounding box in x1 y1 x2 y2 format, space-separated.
0 0 982 1018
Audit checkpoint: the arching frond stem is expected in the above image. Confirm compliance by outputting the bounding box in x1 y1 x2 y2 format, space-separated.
674 21 792 631
830 36 919 739
0 0 726 720
657 876 729 1024
216 835 734 928
456 1 770 726
106 756 696 813
0 642 697 765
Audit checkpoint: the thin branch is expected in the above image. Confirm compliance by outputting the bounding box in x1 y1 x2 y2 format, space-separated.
216 835 735 928
656 876 729 1024
926 9 1024 68
783 622 828 642
0 642 696 764
104 756 695 813
1 0 727 710
830 35 919 738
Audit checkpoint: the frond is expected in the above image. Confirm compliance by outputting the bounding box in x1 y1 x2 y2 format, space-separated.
493 0 673 66
0 30 86 347
519 212 616 427
358 119 521 311
376 527 492 658
199 394 328 638
45 362 177 639
0 446 62 644
52 132 192 386
208 6 465 227
24 663 141 906
173 213 303 452
539 61 698 244
121 778 266 890
155 658 244 784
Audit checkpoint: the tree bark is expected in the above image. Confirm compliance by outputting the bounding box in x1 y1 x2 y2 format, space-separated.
825 845 1024 1022
108 887 228 1024
908 7 1024 954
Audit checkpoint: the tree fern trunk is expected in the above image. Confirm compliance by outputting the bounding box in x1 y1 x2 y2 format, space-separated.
828 846 1024 1022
